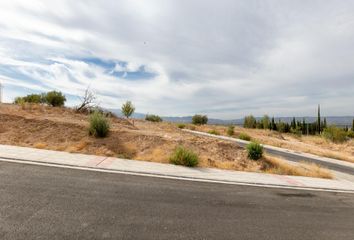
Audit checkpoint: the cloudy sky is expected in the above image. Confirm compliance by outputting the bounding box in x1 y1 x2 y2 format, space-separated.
0 0 353 118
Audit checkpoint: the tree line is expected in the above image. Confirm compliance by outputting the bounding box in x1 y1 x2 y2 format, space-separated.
243 105 354 136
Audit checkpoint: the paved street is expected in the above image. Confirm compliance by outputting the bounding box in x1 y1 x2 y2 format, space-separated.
0 161 354 240
183 129 354 176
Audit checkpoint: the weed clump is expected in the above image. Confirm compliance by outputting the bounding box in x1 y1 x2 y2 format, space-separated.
207 129 219 135
246 142 263 160
177 123 186 129
170 146 199 167
239 132 251 141
88 111 110 138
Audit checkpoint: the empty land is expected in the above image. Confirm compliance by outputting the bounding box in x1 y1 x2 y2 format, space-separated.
0 103 332 178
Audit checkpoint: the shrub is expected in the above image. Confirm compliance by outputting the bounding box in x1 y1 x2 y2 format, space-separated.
169 146 199 167
192 114 208 125
246 142 263 160
322 125 347 143
227 125 235 136
14 97 25 104
88 111 110 138
145 114 162 122
14 94 44 104
244 115 256 128
121 101 135 119
239 132 251 141
25 94 44 103
45 91 66 107
348 131 354 139
290 126 302 137
177 123 186 129
208 129 219 135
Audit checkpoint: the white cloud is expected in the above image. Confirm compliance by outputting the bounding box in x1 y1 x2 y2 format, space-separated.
0 0 353 117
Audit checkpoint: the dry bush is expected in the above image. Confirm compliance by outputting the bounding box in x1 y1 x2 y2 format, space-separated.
263 155 333 179
33 142 48 149
170 146 199 167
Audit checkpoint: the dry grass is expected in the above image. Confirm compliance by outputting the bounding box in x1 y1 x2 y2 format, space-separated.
263 155 333 179
194 124 354 163
33 142 47 149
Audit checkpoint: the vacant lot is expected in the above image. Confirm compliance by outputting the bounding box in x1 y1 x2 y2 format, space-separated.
195 124 354 163
0 103 331 178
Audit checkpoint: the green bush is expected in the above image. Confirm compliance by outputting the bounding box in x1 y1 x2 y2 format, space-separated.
227 125 235 136
145 114 162 122
246 142 263 160
322 125 347 143
14 97 25 104
207 129 219 135
14 94 44 104
239 132 251 141
88 111 110 138
25 94 44 103
348 131 354 139
45 91 66 107
170 146 199 167
177 123 186 129
192 114 208 125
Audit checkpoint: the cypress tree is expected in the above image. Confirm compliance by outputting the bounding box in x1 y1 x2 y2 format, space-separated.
271 117 276 131
302 118 306 134
323 117 327 129
317 104 321 134
291 117 296 129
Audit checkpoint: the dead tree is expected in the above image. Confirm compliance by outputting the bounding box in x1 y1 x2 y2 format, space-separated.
75 87 97 113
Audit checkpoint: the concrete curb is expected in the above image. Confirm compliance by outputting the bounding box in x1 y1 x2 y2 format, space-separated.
1 144 354 193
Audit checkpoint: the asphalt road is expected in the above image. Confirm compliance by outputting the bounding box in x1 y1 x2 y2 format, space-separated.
264 148 354 175
184 130 354 176
1 161 354 240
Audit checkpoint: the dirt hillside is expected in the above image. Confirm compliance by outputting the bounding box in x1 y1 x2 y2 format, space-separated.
0 103 333 178
0 103 261 172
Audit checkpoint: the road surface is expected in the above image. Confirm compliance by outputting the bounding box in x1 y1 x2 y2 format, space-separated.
0 161 353 240
183 129 354 176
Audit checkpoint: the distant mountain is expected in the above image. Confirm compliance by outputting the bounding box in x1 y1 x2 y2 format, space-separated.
109 109 353 127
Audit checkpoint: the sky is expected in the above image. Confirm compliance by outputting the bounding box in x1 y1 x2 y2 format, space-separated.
0 0 353 119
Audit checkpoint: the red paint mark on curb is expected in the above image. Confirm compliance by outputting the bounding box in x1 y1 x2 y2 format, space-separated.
86 156 107 167
273 175 306 187
97 157 116 168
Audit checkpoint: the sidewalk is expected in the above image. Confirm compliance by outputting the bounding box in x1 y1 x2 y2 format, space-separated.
1 144 354 193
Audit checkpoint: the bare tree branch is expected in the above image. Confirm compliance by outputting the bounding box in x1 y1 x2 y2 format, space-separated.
75 87 97 113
